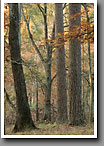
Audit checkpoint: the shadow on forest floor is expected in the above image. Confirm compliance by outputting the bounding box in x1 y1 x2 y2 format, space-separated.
5 123 94 135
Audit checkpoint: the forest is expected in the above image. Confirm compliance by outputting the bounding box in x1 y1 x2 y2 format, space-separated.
4 3 94 135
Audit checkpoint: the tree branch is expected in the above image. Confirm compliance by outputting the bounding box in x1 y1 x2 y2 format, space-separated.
51 74 57 84
22 6 45 64
4 88 16 109
37 4 45 16
63 3 68 9
22 59 47 90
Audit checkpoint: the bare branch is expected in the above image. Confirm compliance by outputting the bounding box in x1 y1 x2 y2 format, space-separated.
51 74 57 84
4 88 16 109
22 59 47 90
22 6 45 64
37 4 45 16
63 3 68 9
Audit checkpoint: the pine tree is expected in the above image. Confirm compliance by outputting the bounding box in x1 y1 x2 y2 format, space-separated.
55 3 68 122
69 3 85 125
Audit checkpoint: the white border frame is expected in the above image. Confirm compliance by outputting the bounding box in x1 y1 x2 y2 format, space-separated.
1 0 97 138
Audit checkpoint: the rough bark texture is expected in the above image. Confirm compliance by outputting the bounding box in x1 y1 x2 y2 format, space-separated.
9 4 36 132
55 3 68 122
69 4 84 125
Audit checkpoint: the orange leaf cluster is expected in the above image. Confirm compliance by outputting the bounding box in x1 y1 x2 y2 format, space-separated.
40 21 94 49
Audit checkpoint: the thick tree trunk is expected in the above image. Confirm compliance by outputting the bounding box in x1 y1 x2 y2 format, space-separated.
9 4 36 132
55 3 68 122
69 4 84 125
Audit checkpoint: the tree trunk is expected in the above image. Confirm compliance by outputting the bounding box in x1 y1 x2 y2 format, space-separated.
69 3 84 125
83 4 94 123
23 4 55 122
18 3 22 48
55 3 68 123
42 4 52 121
82 44 86 120
9 3 36 132
36 80 39 121
43 63 52 121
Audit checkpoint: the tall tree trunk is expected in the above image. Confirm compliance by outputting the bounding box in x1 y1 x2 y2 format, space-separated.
43 23 55 122
82 44 86 120
55 3 68 122
36 80 39 121
43 4 52 121
9 3 36 132
69 3 84 125
83 3 94 123
23 4 55 122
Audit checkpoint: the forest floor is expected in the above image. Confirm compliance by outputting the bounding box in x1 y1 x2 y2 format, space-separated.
5 123 94 135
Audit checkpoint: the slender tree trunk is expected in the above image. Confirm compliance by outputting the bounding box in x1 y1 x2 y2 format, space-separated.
82 44 86 120
9 4 36 132
55 3 68 122
69 3 84 125
23 4 55 122
36 80 39 121
42 4 52 121
83 4 94 123
43 63 52 121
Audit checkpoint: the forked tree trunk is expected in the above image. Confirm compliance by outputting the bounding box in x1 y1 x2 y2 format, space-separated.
9 3 36 132
55 3 68 122
69 3 85 125
23 4 55 122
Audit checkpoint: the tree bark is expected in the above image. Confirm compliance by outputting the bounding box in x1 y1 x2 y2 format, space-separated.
42 4 52 121
36 80 39 121
43 63 52 121
83 3 94 123
69 3 84 125
82 44 86 120
9 3 36 132
55 3 68 122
